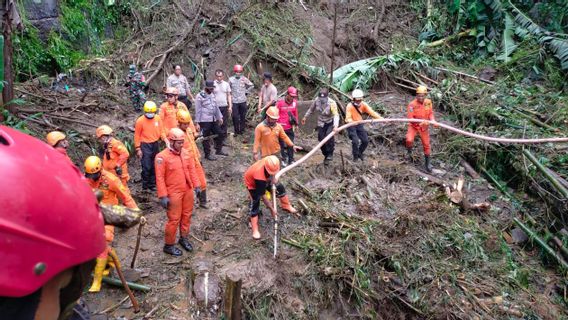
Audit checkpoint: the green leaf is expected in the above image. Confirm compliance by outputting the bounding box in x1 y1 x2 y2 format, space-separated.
497 13 517 62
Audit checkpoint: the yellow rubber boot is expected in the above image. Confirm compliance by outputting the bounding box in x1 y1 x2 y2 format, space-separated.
88 257 107 292
279 195 298 214
251 216 261 239
103 253 116 276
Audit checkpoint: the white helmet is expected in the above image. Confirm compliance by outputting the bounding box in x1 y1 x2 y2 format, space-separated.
352 89 364 99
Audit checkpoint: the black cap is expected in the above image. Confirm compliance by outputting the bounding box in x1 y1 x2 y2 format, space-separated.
263 72 272 80
205 80 215 88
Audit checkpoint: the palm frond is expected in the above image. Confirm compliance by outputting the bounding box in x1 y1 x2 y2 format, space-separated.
497 13 518 62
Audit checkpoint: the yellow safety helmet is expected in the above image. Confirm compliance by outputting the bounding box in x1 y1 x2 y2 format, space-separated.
176 110 191 124
46 131 66 147
84 156 102 174
143 101 157 113
266 107 279 120
168 128 185 141
416 86 428 94
95 125 113 138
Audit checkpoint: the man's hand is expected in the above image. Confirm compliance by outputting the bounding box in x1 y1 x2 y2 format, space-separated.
228 107 232 115
194 186 201 194
333 126 339 133
115 166 123 177
159 197 170 209
217 119 223 125
301 118 306 125
253 153 259 161
420 120 430 127
136 148 142 158
293 145 303 152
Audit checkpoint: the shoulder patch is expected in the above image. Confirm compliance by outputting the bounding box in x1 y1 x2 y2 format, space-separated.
156 157 163 165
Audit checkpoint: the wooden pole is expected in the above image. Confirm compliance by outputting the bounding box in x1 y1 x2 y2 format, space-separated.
108 250 141 313
523 149 568 198
329 2 338 86
3 10 15 113
223 275 242 320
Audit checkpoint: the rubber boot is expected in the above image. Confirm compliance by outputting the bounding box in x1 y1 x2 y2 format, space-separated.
251 216 261 239
102 251 115 276
88 257 107 292
199 190 208 209
163 244 182 256
179 237 193 252
279 195 298 214
424 155 432 173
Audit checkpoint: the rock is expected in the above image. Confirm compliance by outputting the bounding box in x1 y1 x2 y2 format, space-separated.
191 259 221 307
511 228 529 244
122 269 141 282
23 0 60 41
478 67 497 82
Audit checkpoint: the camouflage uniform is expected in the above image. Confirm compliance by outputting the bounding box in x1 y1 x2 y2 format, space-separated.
128 65 146 111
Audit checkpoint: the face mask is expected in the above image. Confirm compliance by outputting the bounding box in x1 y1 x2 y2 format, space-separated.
145 113 155 119
205 88 213 94
267 120 276 127
319 97 328 105
353 101 361 107
235 74 241 79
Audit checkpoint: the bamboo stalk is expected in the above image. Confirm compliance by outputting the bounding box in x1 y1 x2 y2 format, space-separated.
425 30 471 48
513 109 559 132
513 218 568 269
523 149 568 198
102 277 151 292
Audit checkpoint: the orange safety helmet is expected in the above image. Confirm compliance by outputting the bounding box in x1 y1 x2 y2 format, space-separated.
264 155 280 175
165 87 179 95
266 106 279 120
95 125 113 138
168 128 185 141
46 131 66 147
84 156 102 174
176 110 191 124
416 86 428 94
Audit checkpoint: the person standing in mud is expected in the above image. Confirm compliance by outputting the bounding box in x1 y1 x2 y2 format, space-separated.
213 69 232 146
195 80 226 160
167 65 195 109
258 72 277 117
345 89 383 161
406 85 437 173
127 64 146 112
302 88 340 164
155 128 201 256
275 86 299 166
228 64 254 135
244 155 297 239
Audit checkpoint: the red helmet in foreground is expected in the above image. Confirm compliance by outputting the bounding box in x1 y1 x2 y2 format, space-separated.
0 126 106 297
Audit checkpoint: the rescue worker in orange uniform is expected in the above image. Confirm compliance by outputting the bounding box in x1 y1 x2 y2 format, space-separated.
177 110 209 209
96 125 130 186
244 156 297 239
46 130 71 160
160 87 189 134
253 106 301 162
345 89 383 161
155 128 201 256
134 101 167 191
406 85 437 173
83 156 138 292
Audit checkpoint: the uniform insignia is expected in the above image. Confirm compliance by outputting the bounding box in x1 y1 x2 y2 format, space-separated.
157 158 163 164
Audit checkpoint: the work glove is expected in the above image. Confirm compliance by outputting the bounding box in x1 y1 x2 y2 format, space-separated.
194 186 201 195
159 197 170 209
115 166 123 177
136 148 142 158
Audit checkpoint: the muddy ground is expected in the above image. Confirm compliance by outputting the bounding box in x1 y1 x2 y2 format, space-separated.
12 1 568 319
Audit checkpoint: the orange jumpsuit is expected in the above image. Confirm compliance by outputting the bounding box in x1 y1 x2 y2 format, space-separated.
406 98 435 156
155 148 201 245
102 137 130 185
181 116 207 191
88 170 138 258
244 157 287 217
160 101 189 135
253 121 293 158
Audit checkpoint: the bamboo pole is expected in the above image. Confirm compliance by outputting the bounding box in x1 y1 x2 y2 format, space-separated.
223 275 242 320
513 218 568 269
102 277 151 292
523 149 568 198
